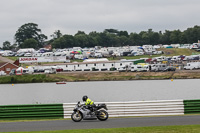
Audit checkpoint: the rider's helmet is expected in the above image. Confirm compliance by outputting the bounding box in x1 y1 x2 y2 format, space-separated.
82 95 88 102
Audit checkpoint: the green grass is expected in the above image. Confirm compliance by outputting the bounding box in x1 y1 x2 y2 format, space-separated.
6 56 19 61
159 48 200 56
0 74 58 84
3 125 200 133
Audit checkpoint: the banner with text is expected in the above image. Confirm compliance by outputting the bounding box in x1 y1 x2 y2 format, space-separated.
19 57 69 63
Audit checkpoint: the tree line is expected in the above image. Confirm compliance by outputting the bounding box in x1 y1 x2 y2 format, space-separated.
1 23 200 50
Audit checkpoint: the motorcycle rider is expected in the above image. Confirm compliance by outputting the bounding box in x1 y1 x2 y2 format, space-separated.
82 95 96 115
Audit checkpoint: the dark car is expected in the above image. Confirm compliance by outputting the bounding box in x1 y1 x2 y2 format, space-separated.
9 69 16 75
163 66 176 72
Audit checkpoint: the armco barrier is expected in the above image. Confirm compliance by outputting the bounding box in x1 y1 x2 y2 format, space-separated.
63 99 184 118
184 99 200 114
0 104 63 120
1 99 199 120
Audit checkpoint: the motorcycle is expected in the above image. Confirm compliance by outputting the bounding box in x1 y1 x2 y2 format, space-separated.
71 101 109 122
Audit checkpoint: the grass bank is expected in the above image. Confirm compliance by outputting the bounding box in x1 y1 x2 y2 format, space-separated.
1 71 200 84
0 74 59 84
3 125 200 133
159 48 200 56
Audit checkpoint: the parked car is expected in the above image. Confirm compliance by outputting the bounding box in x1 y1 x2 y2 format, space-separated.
16 52 25 56
24 53 32 57
163 66 176 72
8 52 16 56
178 55 185 60
118 67 127 72
171 56 181 61
0 71 6 76
183 56 193 61
130 65 147 72
118 66 130 72
150 64 167 72
44 68 56 74
9 69 16 75
192 56 199 60
56 68 63 72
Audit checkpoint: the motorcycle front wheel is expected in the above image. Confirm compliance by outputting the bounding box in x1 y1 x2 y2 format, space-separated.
97 110 109 121
71 112 83 122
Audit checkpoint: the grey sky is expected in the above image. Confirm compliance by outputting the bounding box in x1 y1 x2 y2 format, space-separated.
0 0 200 47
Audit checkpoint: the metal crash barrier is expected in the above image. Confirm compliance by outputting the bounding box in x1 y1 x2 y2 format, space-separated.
0 99 200 120
63 99 185 118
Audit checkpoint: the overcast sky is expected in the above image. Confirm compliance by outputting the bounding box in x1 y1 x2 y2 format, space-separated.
1 0 200 47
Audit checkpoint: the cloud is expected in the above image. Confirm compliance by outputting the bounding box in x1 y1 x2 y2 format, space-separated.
1 0 200 47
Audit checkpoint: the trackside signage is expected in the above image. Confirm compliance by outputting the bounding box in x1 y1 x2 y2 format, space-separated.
19 57 69 63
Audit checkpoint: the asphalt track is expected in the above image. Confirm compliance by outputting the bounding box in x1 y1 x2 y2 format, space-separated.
0 115 200 132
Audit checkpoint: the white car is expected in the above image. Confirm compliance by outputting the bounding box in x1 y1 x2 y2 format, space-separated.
24 53 32 57
0 71 6 76
118 66 129 72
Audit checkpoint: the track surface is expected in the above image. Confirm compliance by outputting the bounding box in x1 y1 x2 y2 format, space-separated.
1 115 200 132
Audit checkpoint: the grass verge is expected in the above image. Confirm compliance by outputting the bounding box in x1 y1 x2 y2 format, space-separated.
1 71 200 84
3 125 200 133
0 74 59 84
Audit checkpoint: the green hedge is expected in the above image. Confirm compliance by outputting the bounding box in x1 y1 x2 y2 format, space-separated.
0 104 64 120
184 99 200 114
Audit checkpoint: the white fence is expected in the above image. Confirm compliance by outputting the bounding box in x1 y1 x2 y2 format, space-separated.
63 99 184 119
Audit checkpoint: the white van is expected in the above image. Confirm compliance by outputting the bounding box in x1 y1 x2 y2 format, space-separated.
154 56 166 62
150 64 167 72
171 56 181 61
131 65 145 72
118 67 127 72
94 52 103 58
184 62 200 70
118 66 131 72
74 54 83 59
44 68 56 74
183 56 193 61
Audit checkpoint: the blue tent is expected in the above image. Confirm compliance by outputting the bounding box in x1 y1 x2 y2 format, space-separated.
166 46 173 48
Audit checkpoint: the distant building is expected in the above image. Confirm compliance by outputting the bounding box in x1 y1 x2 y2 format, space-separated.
0 62 19 74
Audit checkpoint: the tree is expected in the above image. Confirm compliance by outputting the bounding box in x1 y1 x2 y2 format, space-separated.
52 35 74 48
129 33 141 45
75 31 86 36
51 30 62 39
150 32 160 45
170 30 181 44
118 35 129 46
139 31 150 45
160 30 171 44
88 31 100 47
118 31 129 37
21 38 38 49
184 25 200 43
15 23 47 48
2 41 11 50
74 34 89 48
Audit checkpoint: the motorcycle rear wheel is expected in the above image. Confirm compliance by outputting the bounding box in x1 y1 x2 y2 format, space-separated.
97 110 109 121
71 112 83 122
